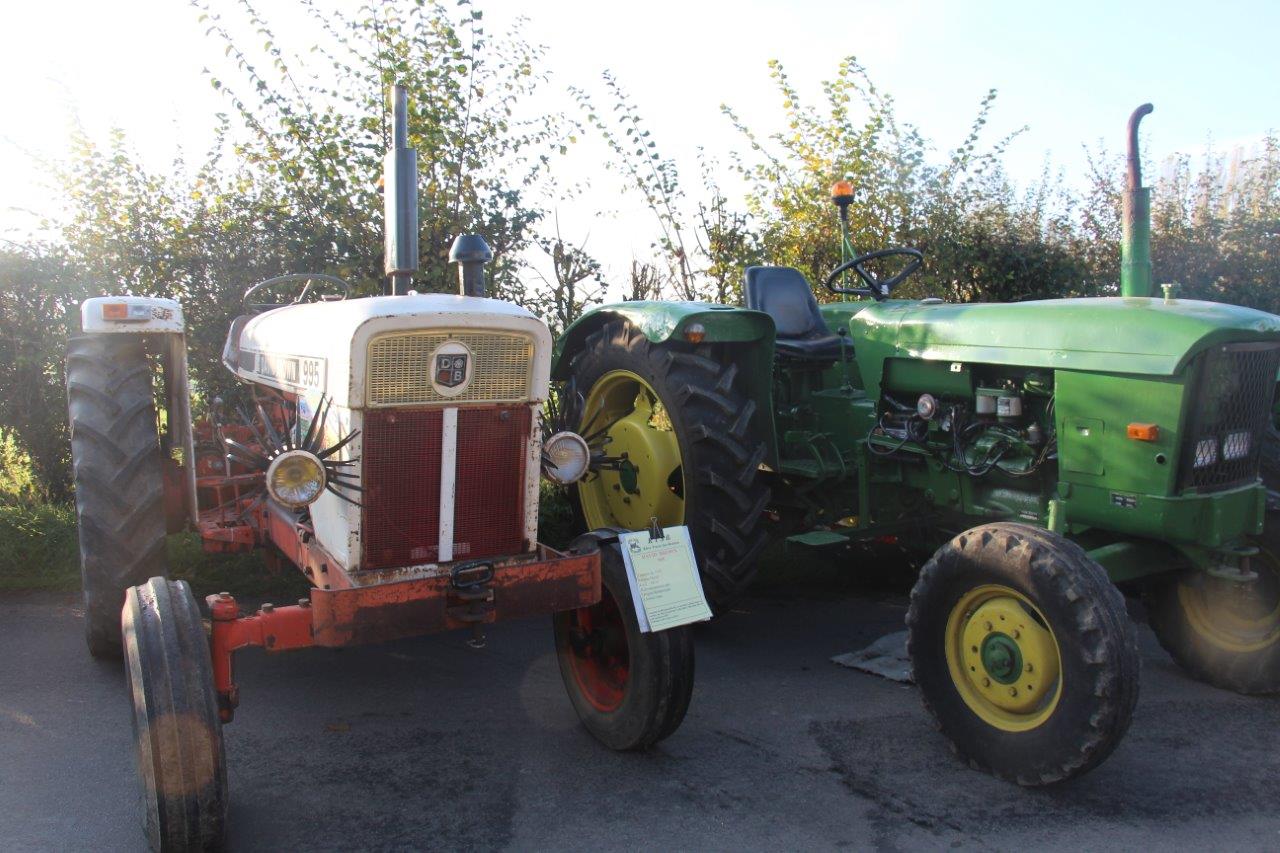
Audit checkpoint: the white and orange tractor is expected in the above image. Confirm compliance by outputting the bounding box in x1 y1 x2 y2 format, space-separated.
65 85 693 852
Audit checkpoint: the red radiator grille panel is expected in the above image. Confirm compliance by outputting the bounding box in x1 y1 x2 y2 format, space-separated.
453 407 531 560
362 408 443 569
361 405 529 570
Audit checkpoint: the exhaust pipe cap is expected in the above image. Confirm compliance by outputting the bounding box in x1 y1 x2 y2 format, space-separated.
450 235 494 298
449 234 493 265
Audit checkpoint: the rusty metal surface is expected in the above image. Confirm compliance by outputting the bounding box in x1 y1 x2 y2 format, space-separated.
203 546 600 720
310 547 600 647
206 593 316 722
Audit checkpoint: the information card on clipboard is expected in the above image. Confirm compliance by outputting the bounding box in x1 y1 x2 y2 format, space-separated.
618 522 712 632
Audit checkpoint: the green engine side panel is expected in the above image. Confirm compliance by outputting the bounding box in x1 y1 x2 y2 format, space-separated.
1054 370 1186 495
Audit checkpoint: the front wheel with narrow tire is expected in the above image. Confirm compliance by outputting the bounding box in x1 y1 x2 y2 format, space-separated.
1145 549 1280 694
907 523 1139 785
553 531 695 750
67 333 169 658
124 577 227 852
565 320 771 607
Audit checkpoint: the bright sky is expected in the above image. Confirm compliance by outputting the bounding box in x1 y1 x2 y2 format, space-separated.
1 0 1275 295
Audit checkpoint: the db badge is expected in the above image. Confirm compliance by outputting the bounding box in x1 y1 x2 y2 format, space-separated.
429 340 474 396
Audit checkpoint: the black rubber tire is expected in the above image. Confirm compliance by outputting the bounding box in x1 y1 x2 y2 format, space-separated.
1144 558 1280 695
1145 424 1280 693
67 334 169 658
123 577 227 852
906 523 1139 786
567 320 771 607
553 532 695 750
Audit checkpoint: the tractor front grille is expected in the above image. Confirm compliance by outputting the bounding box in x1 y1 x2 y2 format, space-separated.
367 331 534 406
1176 342 1280 493
361 405 530 569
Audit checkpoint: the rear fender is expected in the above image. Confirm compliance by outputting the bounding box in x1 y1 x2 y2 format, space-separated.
553 301 779 466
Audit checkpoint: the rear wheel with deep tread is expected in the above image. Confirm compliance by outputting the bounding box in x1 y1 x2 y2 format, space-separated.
553 532 695 750
907 523 1139 785
1149 424 1280 693
123 577 227 852
1145 552 1280 694
67 334 169 658
567 320 771 607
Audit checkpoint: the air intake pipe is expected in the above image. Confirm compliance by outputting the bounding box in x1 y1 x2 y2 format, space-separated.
1121 103 1154 298
383 84 419 295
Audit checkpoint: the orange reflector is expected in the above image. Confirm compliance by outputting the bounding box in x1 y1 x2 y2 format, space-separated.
683 323 706 344
1127 423 1159 442
831 180 854 200
101 303 129 320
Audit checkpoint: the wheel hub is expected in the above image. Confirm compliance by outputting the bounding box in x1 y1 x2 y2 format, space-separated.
980 633 1023 684
617 457 640 495
564 590 631 713
949 587 1062 726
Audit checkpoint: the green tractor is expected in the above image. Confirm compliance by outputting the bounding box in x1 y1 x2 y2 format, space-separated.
552 104 1280 785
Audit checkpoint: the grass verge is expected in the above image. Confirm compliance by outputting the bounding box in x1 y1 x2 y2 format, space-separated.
0 503 309 600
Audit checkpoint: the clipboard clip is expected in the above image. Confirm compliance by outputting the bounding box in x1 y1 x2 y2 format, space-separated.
647 516 664 541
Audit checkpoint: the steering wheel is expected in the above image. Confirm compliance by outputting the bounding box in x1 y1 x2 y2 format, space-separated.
242 274 352 313
824 248 924 300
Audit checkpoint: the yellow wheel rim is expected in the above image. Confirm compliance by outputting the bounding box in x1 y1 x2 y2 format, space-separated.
577 370 685 531
1177 550 1280 654
944 584 1063 732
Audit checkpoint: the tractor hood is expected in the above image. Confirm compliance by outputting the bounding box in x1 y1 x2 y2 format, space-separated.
849 296 1280 376
225 293 552 408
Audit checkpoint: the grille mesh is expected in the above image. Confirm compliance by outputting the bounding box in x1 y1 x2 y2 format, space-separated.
1177 342 1280 493
367 331 533 405
361 405 530 569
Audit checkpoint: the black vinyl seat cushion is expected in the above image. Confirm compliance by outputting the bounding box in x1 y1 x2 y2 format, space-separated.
744 265 847 361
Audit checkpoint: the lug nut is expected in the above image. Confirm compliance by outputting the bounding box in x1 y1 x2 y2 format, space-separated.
982 677 991 687
1013 629 1021 639
984 621 993 631
1025 663 1034 673
1009 687 1018 697
261 603 274 614
298 598 311 608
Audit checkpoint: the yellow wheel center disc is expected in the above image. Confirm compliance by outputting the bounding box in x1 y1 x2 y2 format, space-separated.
945 585 1063 731
578 370 685 532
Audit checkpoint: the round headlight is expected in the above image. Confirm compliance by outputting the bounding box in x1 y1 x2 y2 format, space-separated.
542 431 591 485
266 449 327 508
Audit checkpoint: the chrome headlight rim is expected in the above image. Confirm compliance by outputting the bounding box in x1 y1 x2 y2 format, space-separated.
265 448 328 508
542 430 591 485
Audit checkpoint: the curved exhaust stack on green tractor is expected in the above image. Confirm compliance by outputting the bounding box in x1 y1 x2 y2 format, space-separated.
1121 103 1155 298
554 102 1280 786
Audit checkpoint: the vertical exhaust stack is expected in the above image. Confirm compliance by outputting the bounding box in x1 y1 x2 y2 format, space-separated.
384 84 419 295
1121 103 1154 298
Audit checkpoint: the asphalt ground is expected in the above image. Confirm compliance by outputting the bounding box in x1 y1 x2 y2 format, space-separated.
3 573 1280 852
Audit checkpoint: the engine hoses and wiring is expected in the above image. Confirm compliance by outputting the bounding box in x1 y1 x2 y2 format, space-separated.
866 400 1056 479
866 415 912 456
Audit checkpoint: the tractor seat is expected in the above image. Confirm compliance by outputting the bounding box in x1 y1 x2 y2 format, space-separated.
744 266 847 362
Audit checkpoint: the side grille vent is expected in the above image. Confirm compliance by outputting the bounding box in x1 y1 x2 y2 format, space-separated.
1177 342 1280 493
